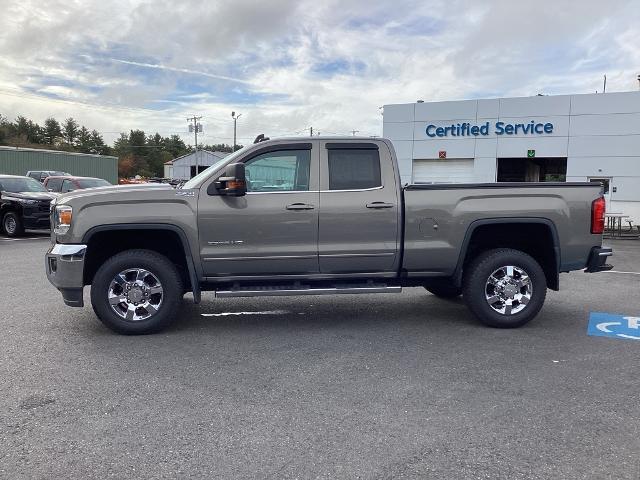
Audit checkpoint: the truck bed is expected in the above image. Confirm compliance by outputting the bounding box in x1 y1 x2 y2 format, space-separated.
402 182 603 277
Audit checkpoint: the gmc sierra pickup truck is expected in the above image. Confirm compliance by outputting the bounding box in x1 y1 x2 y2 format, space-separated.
45 137 612 334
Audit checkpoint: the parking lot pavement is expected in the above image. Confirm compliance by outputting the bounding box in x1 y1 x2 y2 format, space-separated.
1 237 639 479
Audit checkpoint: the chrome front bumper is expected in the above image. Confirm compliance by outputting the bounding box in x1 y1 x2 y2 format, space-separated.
45 244 87 307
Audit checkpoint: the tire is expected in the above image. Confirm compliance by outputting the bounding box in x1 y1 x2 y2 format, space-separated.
425 285 462 298
90 249 183 334
2 212 24 237
462 248 546 328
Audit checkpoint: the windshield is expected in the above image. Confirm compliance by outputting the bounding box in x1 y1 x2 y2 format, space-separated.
0 177 48 193
76 178 111 188
181 147 248 189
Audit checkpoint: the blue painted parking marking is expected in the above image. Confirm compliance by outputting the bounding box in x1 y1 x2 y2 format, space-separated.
588 312 640 341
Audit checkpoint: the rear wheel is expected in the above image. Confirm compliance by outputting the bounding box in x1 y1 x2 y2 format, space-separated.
2 212 24 237
90 249 183 334
462 248 546 328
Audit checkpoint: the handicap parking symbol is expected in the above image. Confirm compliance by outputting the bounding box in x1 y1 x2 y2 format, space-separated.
588 312 640 341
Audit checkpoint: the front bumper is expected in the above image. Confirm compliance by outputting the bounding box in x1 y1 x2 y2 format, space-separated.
45 243 87 307
585 246 613 273
23 203 52 229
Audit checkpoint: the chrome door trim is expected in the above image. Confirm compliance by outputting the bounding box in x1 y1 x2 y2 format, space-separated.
246 190 320 195
319 252 395 258
319 185 384 193
203 254 317 262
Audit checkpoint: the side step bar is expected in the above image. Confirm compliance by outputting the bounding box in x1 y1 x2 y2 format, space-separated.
215 283 402 298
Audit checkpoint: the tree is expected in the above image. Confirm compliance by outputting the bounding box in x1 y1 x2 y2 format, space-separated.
118 154 136 178
62 118 79 146
76 126 92 153
200 143 238 153
14 116 42 144
43 117 62 145
163 134 188 158
89 129 109 155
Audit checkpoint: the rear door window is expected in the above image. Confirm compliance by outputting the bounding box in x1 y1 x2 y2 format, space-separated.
46 178 63 192
327 149 381 190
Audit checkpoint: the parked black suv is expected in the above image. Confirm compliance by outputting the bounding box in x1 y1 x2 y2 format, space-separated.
0 175 58 236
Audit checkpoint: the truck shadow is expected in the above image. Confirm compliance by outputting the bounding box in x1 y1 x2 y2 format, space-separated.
167 290 486 334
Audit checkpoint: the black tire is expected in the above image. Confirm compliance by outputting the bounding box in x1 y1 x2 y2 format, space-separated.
2 211 24 237
425 285 462 298
90 249 183 334
462 248 547 328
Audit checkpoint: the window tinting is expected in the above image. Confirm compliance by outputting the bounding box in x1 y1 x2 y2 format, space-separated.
244 150 311 192
47 178 63 191
328 149 381 190
77 178 111 188
61 180 75 192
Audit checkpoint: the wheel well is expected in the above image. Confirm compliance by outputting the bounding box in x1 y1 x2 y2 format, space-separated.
83 229 190 288
461 222 559 290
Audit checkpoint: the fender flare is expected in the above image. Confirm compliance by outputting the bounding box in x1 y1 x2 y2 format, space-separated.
82 223 201 303
453 217 561 290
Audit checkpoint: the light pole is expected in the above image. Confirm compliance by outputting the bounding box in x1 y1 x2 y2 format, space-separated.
232 111 242 151
187 115 202 177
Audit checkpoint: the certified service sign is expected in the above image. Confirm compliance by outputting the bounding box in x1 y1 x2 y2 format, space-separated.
588 312 640 341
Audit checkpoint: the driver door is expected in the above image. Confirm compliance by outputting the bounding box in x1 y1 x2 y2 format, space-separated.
198 142 320 277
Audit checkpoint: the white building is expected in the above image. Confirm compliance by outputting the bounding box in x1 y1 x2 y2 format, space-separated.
383 91 640 220
165 150 229 180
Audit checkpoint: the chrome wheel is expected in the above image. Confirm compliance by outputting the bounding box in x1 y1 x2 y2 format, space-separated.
4 215 16 234
485 265 532 315
107 268 163 321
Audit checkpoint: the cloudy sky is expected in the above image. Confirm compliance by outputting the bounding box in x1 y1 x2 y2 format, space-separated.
0 0 639 146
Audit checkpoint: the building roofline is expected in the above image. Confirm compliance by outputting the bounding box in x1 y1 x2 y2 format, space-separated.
383 90 640 108
0 145 117 159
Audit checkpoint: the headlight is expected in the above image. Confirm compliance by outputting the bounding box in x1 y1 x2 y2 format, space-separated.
53 205 73 235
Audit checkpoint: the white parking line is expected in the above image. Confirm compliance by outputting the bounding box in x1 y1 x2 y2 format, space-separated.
0 237 49 242
201 310 290 317
601 270 640 276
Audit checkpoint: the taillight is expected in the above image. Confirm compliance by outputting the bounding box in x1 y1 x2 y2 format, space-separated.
591 197 606 234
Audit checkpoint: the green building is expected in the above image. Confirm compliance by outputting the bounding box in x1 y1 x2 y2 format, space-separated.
0 146 118 184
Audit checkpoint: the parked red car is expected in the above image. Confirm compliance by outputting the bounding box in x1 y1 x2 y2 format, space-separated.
44 176 111 193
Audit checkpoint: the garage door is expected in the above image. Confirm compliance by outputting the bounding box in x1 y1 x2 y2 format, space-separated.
412 159 475 184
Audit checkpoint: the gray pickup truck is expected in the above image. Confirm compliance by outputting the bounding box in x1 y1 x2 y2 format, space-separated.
45 137 612 334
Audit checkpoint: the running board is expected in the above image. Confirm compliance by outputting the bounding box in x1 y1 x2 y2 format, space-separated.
215 283 402 298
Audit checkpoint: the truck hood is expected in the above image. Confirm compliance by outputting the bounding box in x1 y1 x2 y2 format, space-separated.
1 191 58 201
55 183 172 204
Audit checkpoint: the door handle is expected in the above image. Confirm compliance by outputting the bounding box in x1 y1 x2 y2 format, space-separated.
366 202 394 209
286 203 315 210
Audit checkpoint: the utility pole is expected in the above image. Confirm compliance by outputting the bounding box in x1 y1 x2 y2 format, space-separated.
603 74 607 93
231 111 242 151
187 115 202 177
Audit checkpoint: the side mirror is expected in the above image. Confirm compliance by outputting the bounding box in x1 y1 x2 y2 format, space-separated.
212 163 246 196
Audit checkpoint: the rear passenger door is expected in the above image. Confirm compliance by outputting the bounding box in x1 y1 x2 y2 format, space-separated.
318 141 400 274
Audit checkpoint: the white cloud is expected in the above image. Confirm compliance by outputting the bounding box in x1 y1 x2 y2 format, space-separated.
0 0 638 146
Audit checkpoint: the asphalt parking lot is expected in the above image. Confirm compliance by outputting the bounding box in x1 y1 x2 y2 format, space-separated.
1 234 639 479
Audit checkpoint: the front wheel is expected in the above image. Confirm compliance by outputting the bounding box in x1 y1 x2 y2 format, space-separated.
462 248 547 328
2 212 24 237
90 249 183 334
